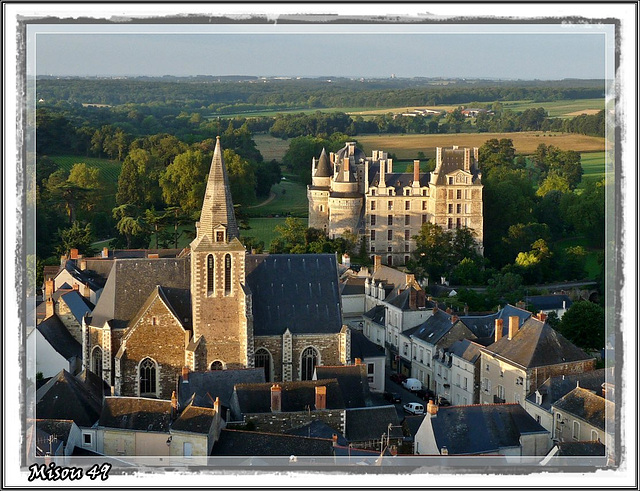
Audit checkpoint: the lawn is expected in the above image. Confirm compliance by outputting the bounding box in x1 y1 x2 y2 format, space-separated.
579 151 608 187
244 179 308 218
241 217 288 250
499 98 605 118
253 133 290 163
356 132 606 159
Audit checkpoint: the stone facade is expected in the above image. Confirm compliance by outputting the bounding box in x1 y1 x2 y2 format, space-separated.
308 143 484 266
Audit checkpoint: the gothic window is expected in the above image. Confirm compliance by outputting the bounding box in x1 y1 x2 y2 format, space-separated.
210 361 224 370
139 358 157 396
91 347 103 379
207 254 214 294
301 347 318 381
224 254 232 296
255 348 272 382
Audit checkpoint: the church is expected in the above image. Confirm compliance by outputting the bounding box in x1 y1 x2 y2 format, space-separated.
307 142 484 266
82 137 349 399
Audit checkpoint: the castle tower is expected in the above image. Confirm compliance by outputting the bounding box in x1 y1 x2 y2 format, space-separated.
307 148 331 232
190 136 250 370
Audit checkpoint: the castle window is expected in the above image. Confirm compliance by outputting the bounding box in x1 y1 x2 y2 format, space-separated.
216 231 224 242
405 230 410 241
422 189 427 196
207 254 214 294
387 201 393 210
370 230 376 241
405 255 410 263
422 214 427 224
405 201 410 210
387 215 393 226
370 215 376 226
387 255 393 266
457 204 462 214
371 189 376 196
224 254 232 296
405 215 410 225
255 348 272 382
301 347 319 381
448 177 454 185
448 204 453 214
457 189 462 200
448 218 453 229
465 189 470 199
456 218 461 229
139 358 157 396
319 205 324 212
448 190 454 199
91 347 103 379
370 246 375 253
371 201 376 211
210 361 224 370
387 230 393 241
422 201 427 210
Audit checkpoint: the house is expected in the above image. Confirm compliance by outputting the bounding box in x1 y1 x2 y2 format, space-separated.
552 387 613 447
344 405 403 451
308 142 484 266
348 328 386 393
339 275 367 318
523 368 609 438
52 255 107 305
406 307 477 394
479 314 596 406
525 294 573 319
447 339 484 406
33 314 82 377
28 419 83 464
414 401 551 456
460 303 531 345
228 379 346 434
313 363 374 408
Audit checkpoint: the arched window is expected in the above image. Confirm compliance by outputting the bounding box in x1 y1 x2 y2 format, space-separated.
301 347 319 381
207 254 214 294
139 358 157 396
224 254 232 296
255 348 272 382
91 347 103 379
210 361 224 370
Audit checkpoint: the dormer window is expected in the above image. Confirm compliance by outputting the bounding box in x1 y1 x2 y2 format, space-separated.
216 230 225 242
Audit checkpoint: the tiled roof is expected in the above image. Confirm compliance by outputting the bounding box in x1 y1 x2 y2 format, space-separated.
76 369 110 400
177 368 265 409
210 429 334 456
345 405 401 442
172 402 216 434
89 258 190 329
552 387 613 431
233 379 345 415
432 148 480 186
36 370 102 427
482 317 592 369
349 328 385 360
449 339 483 364
428 404 547 455
315 365 373 408
406 309 474 347
99 397 172 433
460 304 531 340
525 368 608 411
64 261 106 291
245 254 342 336
285 420 347 445
37 315 82 361
340 276 366 296
363 305 385 324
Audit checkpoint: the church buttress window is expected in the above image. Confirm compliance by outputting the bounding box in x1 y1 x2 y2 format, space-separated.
91 347 103 379
301 347 318 381
139 358 157 396
255 348 272 382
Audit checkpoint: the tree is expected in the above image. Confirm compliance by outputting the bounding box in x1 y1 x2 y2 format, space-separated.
159 149 208 216
56 221 95 257
271 217 307 252
561 245 588 281
225 149 257 206
486 271 524 306
113 204 148 249
410 222 454 282
478 138 515 176
557 301 605 351
536 172 571 197
514 238 552 284
44 169 88 224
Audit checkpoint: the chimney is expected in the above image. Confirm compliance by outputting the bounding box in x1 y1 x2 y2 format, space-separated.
436 147 442 167
473 147 479 162
426 399 438 416
70 248 79 260
45 297 55 319
332 434 338 446
171 391 178 419
495 319 504 343
379 159 386 187
315 385 327 410
409 288 417 310
354 358 362 365
181 366 189 382
329 152 335 164
508 316 519 340
342 254 351 268
445 307 452 314
72 284 79 291
432 304 438 314
45 279 54 299
214 396 221 417
451 315 458 324
413 159 420 186
516 300 526 310
441 447 449 456
373 255 382 273
538 312 548 323
387 159 393 173
102 247 108 258
463 148 471 171
271 384 282 413
148 253 159 259
60 255 67 266
343 157 350 181
80 260 87 271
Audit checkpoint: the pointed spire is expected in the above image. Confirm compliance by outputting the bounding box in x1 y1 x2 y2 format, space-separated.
198 136 239 241
314 148 333 177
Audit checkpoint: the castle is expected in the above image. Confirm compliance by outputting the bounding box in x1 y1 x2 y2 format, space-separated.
307 142 484 266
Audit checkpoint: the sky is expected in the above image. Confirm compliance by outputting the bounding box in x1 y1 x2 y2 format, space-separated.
30 22 612 80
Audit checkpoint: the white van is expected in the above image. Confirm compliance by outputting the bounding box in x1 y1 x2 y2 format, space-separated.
401 378 422 392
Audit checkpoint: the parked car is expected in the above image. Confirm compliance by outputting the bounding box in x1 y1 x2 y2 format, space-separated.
383 391 402 403
403 402 425 415
390 373 407 384
401 378 422 392
416 388 436 401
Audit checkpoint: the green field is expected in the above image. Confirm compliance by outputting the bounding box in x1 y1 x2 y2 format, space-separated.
579 151 607 186
50 155 122 183
241 218 288 250
208 106 379 119
499 98 605 118
244 179 308 218
253 133 290 163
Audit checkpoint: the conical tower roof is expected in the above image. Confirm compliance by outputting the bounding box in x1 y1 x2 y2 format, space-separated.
197 136 239 240
314 148 333 177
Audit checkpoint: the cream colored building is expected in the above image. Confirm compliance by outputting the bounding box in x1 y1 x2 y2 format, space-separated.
308 142 484 266
552 387 612 447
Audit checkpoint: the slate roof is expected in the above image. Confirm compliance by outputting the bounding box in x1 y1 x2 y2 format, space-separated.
556 441 606 456
314 365 373 408
233 379 345 414
245 254 342 336
64 261 106 292
314 148 333 178
428 404 548 455
432 148 481 186
553 387 613 431
525 368 608 411
345 405 402 442
37 315 82 361
58 290 94 324
363 305 385 325
349 328 386 360
525 294 573 311
285 420 347 445
403 414 426 439
449 339 483 364
405 309 474 347
370 171 430 192
89 258 190 329
99 397 172 433
340 276 366 296
36 370 102 427
482 317 593 369
210 429 334 456
460 304 531 340
177 368 266 410
76 368 111 400
172 403 216 434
